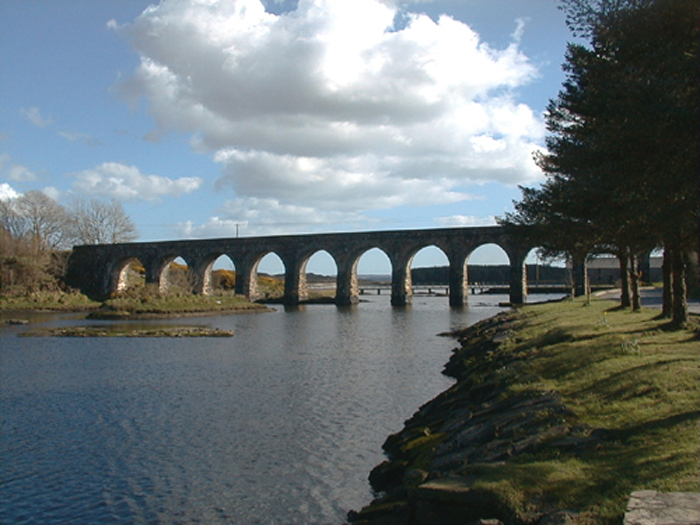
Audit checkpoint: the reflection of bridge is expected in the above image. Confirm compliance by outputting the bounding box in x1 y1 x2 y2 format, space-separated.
66 226 585 306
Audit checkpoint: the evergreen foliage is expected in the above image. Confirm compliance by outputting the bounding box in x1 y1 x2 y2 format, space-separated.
500 0 699 327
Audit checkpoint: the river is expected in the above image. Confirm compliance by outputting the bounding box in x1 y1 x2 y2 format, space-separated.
0 294 552 524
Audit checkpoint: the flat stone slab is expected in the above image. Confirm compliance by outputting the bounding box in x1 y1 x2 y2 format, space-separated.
624 491 700 525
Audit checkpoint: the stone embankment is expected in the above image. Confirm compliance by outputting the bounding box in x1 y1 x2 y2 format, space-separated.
348 310 611 525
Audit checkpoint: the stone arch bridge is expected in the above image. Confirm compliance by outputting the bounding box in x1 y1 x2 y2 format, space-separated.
66 226 544 306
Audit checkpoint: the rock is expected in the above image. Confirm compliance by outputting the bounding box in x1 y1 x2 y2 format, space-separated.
369 460 408 493
4 318 29 325
624 491 700 525
348 310 613 524
403 469 429 489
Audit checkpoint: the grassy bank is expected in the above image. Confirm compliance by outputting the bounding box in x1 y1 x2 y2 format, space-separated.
466 299 698 520
352 297 699 524
0 290 101 312
1 288 269 318
89 289 270 319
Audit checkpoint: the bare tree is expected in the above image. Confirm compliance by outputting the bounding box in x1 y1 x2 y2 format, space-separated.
2 190 70 250
0 199 26 242
67 197 138 245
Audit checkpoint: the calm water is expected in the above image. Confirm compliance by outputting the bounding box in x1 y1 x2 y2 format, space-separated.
1 294 547 524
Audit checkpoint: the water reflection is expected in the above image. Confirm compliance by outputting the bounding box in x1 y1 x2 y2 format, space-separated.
1 295 555 524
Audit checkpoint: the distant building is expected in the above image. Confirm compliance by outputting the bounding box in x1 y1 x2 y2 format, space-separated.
582 256 662 285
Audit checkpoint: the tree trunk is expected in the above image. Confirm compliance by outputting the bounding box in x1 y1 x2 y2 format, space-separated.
671 247 688 328
569 251 588 298
629 253 641 311
618 251 631 308
661 246 672 318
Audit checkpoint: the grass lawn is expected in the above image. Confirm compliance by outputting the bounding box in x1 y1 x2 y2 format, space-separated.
468 297 699 522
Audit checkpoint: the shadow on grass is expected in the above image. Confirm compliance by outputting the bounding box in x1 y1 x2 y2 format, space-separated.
567 358 695 402
615 410 698 439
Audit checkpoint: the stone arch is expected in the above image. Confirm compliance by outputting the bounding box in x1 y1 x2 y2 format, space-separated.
156 255 192 294
407 244 450 298
111 256 146 294
333 246 392 306
193 253 238 296
249 251 286 302
355 246 392 277
466 242 511 285
299 249 338 302
466 242 527 304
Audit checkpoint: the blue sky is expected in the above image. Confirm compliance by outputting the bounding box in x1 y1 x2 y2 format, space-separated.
0 0 573 273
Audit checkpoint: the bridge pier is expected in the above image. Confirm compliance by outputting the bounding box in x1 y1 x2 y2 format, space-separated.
335 256 359 306
448 255 468 306
284 256 308 306
142 256 168 294
391 262 412 306
188 256 212 295
508 251 527 305
235 256 261 302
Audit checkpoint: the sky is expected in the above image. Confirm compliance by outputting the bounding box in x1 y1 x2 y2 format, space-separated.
0 0 574 273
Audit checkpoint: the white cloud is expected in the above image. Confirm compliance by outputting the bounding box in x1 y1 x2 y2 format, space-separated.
0 182 20 200
7 164 38 182
42 186 62 201
70 162 203 201
436 214 497 227
176 217 248 239
0 153 38 182
20 107 54 128
58 131 99 146
121 0 545 230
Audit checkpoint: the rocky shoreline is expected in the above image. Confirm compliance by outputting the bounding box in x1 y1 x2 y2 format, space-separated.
348 310 609 525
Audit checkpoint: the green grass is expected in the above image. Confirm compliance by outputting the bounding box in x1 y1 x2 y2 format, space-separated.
1 287 268 317
0 290 101 311
95 289 268 317
466 298 699 523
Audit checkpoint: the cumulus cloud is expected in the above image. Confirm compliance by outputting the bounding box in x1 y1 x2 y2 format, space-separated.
120 0 545 232
20 107 54 128
71 162 203 201
0 182 20 200
42 186 62 201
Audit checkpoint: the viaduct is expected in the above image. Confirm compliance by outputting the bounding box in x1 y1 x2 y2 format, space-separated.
65 226 586 306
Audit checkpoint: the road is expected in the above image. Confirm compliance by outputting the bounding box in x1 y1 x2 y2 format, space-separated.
599 287 699 315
